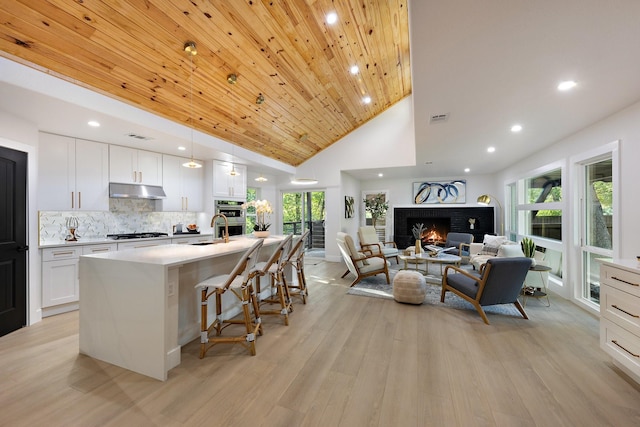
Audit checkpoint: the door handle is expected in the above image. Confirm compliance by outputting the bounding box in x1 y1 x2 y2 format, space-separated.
16 245 29 252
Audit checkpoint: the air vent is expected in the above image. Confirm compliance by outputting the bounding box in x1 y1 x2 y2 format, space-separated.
126 133 154 141
429 113 449 124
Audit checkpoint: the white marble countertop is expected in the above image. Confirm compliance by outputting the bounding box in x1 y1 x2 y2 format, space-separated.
80 235 284 267
39 234 213 249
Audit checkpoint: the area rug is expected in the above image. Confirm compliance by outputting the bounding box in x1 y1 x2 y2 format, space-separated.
346 268 520 316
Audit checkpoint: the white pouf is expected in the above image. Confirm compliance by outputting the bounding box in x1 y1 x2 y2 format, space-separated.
393 270 427 304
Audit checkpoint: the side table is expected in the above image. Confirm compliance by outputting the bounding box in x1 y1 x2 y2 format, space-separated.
522 264 552 307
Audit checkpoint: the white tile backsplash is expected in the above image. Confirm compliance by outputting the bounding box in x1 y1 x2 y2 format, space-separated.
39 199 204 243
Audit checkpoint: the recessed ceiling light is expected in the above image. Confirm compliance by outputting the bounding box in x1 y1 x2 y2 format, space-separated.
178 146 186 151
326 12 337 24
425 161 433 165
362 96 371 104
558 80 577 91
378 173 383 177
350 65 359 75
511 124 523 132
88 120 100 127
487 146 496 153
464 168 470 173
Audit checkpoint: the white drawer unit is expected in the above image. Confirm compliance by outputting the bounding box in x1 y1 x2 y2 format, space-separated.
117 239 171 251
600 260 640 383
171 235 213 245
82 243 118 255
42 247 82 309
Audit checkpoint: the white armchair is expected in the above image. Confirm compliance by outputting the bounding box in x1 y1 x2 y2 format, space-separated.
357 226 399 264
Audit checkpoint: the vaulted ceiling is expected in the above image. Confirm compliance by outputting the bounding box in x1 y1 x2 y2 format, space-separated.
0 0 411 167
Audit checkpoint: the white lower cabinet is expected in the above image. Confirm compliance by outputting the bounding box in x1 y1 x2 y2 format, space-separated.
116 239 171 251
171 235 214 245
42 247 81 310
600 260 640 383
41 243 117 316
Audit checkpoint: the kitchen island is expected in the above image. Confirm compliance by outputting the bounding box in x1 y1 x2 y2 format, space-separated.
78 235 284 381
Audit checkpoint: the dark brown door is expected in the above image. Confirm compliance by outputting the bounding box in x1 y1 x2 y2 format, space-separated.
0 145 28 337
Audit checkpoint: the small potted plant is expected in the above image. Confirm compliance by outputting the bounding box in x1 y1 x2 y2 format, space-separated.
521 237 536 266
412 223 426 254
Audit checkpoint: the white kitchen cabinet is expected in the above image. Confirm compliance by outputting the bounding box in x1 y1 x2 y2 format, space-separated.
162 154 203 212
212 160 246 200
171 235 213 245
117 239 171 251
38 133 109 211
600 259 640 384
109 145 162 185
42 247 81 309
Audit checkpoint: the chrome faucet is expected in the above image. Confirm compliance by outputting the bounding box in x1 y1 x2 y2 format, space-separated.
211 213 229 243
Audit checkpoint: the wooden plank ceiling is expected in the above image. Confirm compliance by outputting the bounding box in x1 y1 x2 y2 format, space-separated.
0 0 411 166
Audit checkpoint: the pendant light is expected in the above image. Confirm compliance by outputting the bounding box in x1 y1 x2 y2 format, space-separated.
182 41 202 168
255 92 268 182
227 73 240 176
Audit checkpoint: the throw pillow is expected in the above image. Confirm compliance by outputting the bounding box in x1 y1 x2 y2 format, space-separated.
356 252 370 265
497 243 525 258
480 234 508 256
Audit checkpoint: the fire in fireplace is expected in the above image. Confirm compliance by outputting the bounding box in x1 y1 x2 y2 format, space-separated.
408 218 450 244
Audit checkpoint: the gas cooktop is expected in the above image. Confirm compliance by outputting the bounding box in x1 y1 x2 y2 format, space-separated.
107 232 169 240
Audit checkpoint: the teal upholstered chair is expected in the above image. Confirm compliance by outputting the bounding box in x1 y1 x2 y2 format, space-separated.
441 257 531 324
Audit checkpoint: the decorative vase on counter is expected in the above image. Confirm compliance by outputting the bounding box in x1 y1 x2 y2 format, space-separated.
254 231 270 238
415 239 422 255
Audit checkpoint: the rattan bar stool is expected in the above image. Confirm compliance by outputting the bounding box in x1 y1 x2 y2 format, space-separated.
194 239 264 358
284 230 310 304
252 234 294 325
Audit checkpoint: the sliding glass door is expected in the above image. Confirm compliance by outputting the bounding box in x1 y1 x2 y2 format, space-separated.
282 191 325 256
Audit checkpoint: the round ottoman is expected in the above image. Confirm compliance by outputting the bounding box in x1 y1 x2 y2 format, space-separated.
393 270 427 304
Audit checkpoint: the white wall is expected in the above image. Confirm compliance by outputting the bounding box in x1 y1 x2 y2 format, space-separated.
496 99 640 304
289 96 416 261
0 110 42 326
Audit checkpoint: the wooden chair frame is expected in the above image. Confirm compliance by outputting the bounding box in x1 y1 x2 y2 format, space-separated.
254 234 294 325
337 232 390 287
441 260 529 325
196 239 264 358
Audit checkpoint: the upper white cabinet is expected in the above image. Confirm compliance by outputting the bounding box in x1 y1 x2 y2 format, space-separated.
212 160 247 200
38 133 109 211
109 145 162 185
162 154 203 212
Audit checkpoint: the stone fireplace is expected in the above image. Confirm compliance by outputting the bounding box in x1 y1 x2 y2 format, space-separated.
394 206 495 249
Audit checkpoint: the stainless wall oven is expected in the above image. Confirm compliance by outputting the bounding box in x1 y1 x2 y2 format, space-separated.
214 200 246 238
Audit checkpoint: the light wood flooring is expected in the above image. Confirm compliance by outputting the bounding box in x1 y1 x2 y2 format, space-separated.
2 259 640 426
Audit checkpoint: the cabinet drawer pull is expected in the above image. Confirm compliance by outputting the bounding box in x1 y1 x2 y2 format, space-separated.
91 248 110 253
71 191 74 209
78 191 82 209
612 339 640 358
612 304 640 318
53 251 74 256
611 276 639 287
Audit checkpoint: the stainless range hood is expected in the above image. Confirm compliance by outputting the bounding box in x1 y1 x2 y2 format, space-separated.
109 182 166 199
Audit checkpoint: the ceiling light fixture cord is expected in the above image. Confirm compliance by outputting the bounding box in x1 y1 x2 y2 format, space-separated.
182 41 201 168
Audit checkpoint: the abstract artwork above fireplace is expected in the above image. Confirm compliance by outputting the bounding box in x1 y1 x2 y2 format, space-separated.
413 180 466 204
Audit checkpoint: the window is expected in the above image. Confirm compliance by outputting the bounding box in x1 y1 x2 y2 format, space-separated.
245 187 258 233
581 157 614 304
510 165 564 279
520 168 562 240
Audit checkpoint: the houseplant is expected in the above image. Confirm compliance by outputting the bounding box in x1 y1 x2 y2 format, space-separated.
363 193 389 227
521 237 536 266
242 199 273 237
412 223 426 254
